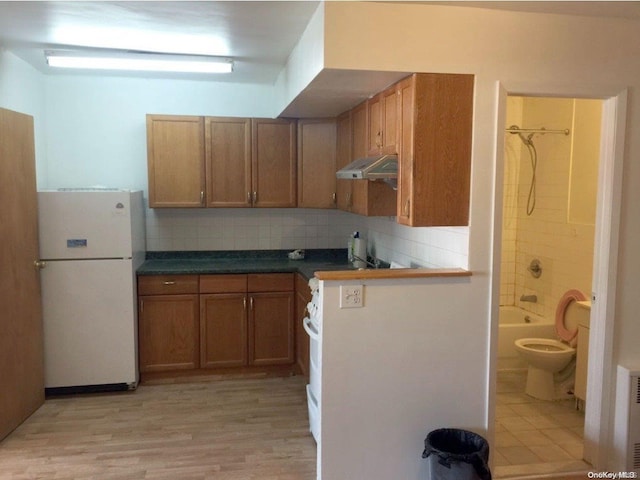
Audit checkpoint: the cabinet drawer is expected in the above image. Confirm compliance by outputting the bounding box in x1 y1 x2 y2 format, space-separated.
248 273 294 292
200 274 247 294
138 275 199 295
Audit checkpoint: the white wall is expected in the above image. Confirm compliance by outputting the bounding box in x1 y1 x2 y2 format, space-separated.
43 75 274 191
0 49 46 186
320 276 483 479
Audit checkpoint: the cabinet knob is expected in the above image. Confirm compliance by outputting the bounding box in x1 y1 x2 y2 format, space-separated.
163 281 176 285
200 191 204 204
247 192 252 204
332 192 336 204
404 199 410 217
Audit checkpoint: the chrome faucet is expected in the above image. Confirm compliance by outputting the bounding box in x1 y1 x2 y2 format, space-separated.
520 294 537 303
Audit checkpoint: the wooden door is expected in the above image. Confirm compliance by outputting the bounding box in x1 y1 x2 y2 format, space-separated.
146 115 205 208
251 118 297 207
0 108 44 440
336 110 353 212
200 293 248 368
297 119 337 209
205 117 252 207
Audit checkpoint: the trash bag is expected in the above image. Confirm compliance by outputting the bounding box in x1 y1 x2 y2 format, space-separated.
422 428 491 480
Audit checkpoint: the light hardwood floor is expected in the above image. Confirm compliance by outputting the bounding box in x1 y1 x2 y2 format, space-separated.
0 374 599 480
0 376 316 479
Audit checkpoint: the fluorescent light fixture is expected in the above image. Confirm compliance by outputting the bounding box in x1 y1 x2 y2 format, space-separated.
45 50 233 74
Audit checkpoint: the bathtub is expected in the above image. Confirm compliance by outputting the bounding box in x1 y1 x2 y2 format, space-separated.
498 306 556 370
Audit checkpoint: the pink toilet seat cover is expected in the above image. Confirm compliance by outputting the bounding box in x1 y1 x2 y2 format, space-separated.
556 289 587 347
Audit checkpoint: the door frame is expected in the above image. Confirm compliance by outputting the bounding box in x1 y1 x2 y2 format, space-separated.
491 82 627 470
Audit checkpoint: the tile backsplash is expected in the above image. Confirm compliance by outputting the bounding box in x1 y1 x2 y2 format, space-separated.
145 207 469 269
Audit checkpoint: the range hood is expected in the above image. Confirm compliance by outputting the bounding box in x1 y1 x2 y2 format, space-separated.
336 154 398 181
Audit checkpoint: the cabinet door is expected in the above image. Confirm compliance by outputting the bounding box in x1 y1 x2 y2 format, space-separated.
336 110 353 212
367 87 398 156
251 118 297 207
396 76 415 225
138 294 199 372
398 73 474 226
351 101 397 217
295 274 311 376
146 115 205 208
249 292 294 366
205 117 252 207
350 101 370 216
297 119 337 209
367 93 383 155
200 293 248 368
381 86 399 155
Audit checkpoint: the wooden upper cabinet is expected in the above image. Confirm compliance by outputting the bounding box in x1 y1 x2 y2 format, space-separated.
367 86 399 156
396 73 474 226
146 115 205 208
297 119 337 209
251 118 297 208
336 110 353 212
205 117 252 207
349 101 396 217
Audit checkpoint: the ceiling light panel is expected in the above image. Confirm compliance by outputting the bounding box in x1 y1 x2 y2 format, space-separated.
45 50 233 74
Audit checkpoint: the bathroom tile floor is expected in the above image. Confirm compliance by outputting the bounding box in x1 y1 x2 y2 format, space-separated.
493 370 592 478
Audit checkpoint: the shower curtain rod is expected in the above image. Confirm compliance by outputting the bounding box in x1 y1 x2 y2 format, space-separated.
506 126 570 135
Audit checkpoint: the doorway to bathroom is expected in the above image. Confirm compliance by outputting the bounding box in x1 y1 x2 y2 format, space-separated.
493 95 603 477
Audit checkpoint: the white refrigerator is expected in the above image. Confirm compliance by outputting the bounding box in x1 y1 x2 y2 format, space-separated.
38 189 145 393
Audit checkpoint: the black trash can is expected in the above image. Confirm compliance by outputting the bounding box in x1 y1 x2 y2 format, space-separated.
422 428 491 480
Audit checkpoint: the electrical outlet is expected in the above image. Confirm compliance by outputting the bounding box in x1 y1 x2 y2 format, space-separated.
340 285 364 308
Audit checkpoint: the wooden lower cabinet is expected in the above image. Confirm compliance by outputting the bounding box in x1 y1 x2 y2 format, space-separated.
138 294 200 372
200 293 247 368
249 292 294 365
139 273 296 378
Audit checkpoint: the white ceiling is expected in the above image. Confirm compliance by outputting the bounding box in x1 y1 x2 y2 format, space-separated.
1 1 640 116
0 1 320 83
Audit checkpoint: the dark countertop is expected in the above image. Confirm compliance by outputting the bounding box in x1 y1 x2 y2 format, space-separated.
137 249 358 280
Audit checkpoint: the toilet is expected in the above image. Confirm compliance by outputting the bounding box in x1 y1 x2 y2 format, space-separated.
514 289 588 401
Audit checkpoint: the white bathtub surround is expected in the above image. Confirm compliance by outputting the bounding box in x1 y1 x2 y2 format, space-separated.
498 306 555 371
501 97 597 320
